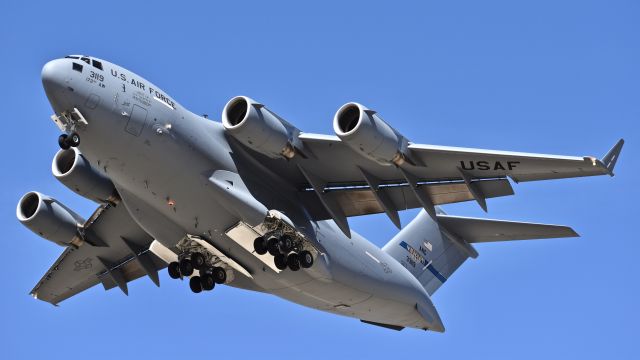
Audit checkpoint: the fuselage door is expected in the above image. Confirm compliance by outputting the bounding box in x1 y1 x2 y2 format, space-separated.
125 104 148 136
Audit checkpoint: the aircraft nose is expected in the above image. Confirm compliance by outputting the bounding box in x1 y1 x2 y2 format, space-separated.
41 59 68 93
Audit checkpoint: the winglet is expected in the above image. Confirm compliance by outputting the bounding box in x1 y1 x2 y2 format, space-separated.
601 139 624 176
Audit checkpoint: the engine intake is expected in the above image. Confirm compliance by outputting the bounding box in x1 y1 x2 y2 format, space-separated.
52 147 117 203
17 192 85 247
222 96 301 159
333 102 412 166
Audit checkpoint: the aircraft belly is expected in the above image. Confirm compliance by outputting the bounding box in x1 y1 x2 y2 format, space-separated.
271 278 372 309
110 170 321 293
271 281 429 329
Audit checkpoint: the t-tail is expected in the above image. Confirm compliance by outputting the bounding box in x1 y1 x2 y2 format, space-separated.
383 208 579 296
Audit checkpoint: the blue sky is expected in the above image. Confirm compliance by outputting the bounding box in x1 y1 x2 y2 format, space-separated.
1 1 638 358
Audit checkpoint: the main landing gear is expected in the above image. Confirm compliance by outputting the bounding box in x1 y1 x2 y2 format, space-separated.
167 252 229 294
253 234 314 271
58 132 81 150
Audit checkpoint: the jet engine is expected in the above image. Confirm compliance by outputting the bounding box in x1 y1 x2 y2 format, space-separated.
333 102 413 166
222 96 301 159
16 191 85 247
52 147 117 203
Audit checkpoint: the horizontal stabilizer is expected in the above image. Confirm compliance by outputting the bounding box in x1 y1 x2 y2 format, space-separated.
437 215 579 243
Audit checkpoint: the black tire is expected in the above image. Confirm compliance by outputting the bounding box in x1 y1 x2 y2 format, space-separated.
253 236 267 255
278 235 293 254
299 250 314 268
200 274 215 291
189 276 203 293
179 258 194 277
287 253 300 271
58 134 70 150
267 237 280 256
212 267 227 284
274 254 287 270
69 132 80 147
168 262 181 279
190 252 206 270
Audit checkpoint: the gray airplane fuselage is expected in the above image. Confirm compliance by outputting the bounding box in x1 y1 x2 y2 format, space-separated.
41 57 440 330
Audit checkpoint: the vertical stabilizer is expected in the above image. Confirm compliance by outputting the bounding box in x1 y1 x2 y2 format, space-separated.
382 209 471 295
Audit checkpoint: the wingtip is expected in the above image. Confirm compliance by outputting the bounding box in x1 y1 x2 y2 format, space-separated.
559 225 580 238
601 138 624 176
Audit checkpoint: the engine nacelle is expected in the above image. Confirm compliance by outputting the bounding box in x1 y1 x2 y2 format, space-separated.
222 96 301 159
333 102 412 166
16 192 85 247
52 147 117 203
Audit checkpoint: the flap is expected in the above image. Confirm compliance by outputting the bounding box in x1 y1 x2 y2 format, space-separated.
300 178 513 220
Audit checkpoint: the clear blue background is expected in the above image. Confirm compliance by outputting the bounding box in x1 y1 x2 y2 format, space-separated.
1 1 637 359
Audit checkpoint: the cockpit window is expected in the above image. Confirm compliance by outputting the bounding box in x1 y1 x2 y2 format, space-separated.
66 55 102 71
92 60 103 70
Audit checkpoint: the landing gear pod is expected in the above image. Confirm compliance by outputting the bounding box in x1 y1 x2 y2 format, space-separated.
16 191 85 247
333 102 416 166
222 96 302 159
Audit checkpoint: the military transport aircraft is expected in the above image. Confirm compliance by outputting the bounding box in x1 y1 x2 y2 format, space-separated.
17 55 624 332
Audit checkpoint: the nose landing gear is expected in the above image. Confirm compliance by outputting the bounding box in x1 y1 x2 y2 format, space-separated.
58 132 80 149
52 108 87 150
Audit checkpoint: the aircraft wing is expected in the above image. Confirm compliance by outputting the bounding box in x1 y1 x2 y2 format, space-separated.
30 202 167 305
277 135 624 235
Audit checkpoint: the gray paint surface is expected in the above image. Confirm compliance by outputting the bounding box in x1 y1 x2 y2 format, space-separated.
17 56 623 332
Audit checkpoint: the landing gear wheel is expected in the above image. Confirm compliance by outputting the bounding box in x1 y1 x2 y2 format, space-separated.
287 253 301 271
274 254 287 270
69 132 81 147
212 267 227 284
267 237 280 256
299 250 314 269
200 274 215 291
190 252 206 270
168 262 181 279
278 235 294 254
253 236 268 255
189 276 203 293
58 134 70 150
179 258 194 277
